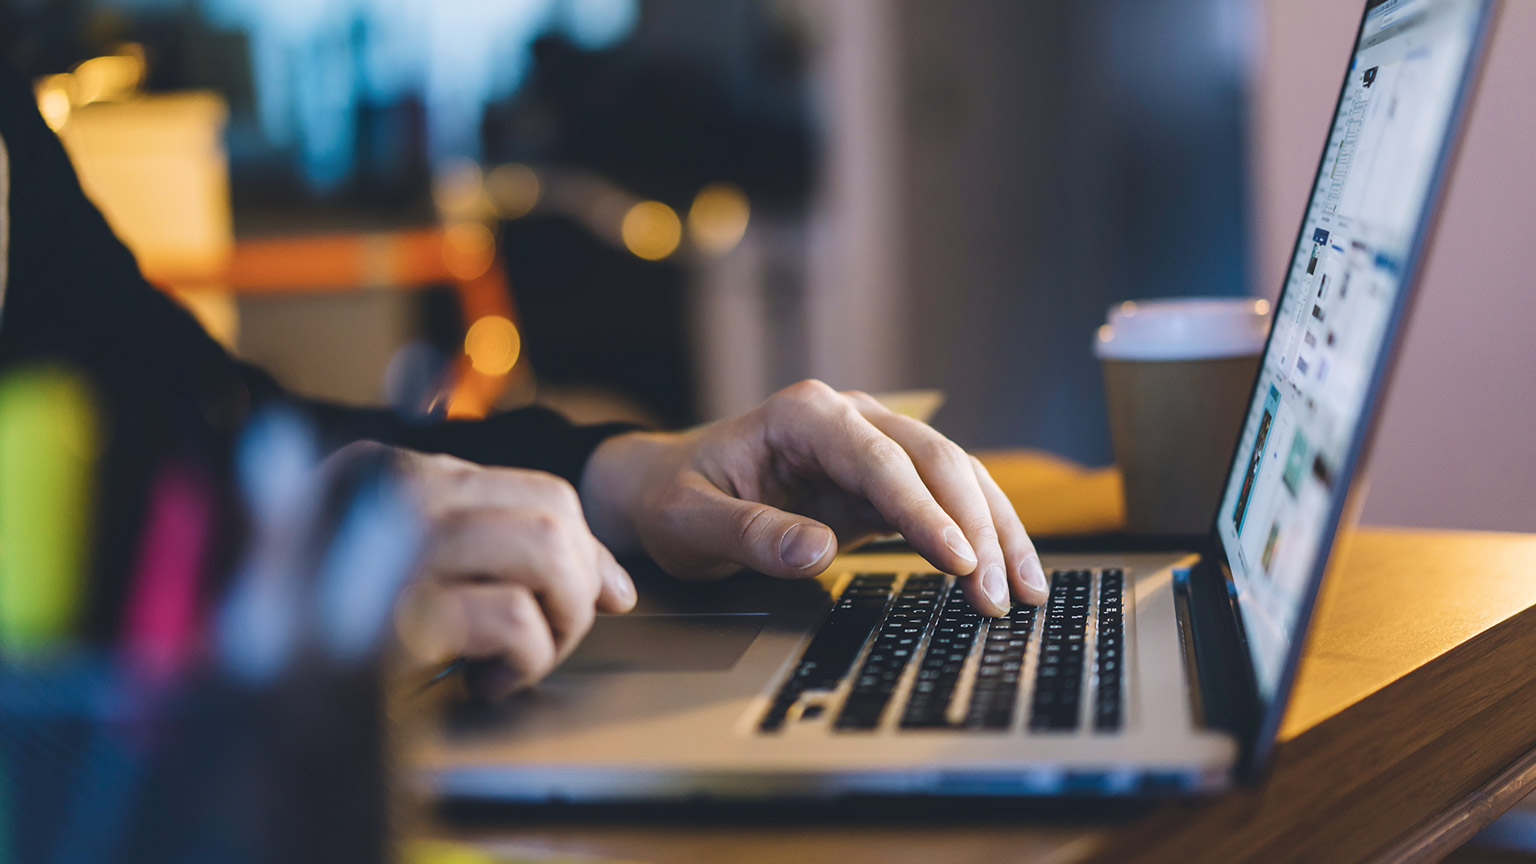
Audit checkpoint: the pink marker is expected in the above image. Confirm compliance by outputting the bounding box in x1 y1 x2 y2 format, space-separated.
121 460 214 685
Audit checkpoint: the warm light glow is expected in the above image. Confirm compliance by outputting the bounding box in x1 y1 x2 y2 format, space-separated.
432 159 489 221
1254 298 1272 316
621 200 681 261
687 182 750 254
487 163 540 219
464 315 521 376
36 75 74 131
72 52 146 105
442 221 497 281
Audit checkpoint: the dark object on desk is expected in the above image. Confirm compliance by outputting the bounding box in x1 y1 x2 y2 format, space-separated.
0 659 390 864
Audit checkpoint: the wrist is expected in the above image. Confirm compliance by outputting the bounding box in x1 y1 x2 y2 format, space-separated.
579 430 671 557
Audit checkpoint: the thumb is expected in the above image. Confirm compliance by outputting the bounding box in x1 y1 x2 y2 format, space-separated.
669 476 838 579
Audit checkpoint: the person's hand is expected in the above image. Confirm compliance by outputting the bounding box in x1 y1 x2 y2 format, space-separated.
580 380 1047 616
381 449 637 698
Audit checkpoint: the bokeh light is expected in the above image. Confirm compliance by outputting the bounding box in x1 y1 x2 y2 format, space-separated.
36 76 74 131
687 182 751 255
442 221 497 281
487 163 541 220
432 159 489 222
71 52 146 105
463 315 521 377
621 200 682 261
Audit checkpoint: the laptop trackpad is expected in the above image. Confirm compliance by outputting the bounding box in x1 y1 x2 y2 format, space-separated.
561 613 769 673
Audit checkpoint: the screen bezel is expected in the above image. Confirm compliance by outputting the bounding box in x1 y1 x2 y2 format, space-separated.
1202 0 1499 773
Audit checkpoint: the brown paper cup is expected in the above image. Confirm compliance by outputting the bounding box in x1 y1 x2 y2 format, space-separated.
1095 298 1271 536
1102 355 1260 535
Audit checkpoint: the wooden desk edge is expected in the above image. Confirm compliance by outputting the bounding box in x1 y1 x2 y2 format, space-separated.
1374 745 1536 864
1087 572 1536 864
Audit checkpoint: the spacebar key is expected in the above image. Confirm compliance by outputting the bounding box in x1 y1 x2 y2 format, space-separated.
794 605 884 689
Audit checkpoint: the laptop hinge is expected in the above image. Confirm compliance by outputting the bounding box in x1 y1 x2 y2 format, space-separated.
1174 551 1263 775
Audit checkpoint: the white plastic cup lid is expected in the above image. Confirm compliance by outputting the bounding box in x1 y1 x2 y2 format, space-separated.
1094 297 1272 362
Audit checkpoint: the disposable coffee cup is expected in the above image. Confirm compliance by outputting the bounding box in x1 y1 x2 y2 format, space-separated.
1095 298 1271 536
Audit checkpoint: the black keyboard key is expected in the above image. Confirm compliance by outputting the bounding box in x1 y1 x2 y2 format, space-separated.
836 575 947 730
962 605 1035 729
1095 569 1126 731
760 575 893 731
1029 570 1092 732
900 585 984 729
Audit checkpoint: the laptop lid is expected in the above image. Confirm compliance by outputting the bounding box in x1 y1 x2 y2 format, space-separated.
1204 0 1497 769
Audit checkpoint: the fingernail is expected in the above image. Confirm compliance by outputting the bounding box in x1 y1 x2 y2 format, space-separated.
611 569 636 607
943 526 978 567
781 524 834 571
983 564 1009 612
1023 556 1048 593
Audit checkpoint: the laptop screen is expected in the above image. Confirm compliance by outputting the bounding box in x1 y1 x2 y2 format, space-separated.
1215 0 1487 701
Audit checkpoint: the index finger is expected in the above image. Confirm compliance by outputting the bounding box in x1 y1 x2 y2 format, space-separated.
767 382 979 576
849 399 1011 615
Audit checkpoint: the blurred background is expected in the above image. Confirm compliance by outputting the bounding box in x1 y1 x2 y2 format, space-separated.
1 0 1531 533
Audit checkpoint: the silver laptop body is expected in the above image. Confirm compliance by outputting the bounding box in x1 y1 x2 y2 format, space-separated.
419 0 1496 802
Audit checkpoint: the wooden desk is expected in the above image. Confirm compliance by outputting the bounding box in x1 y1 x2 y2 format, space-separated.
435 453 1536 864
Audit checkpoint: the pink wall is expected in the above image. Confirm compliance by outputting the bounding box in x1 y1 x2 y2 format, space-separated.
1253 0 1536 532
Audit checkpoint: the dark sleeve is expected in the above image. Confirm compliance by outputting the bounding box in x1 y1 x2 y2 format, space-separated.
0 57 634 483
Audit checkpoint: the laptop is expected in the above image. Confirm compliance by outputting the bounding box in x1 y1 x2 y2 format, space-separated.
420 0 1497 801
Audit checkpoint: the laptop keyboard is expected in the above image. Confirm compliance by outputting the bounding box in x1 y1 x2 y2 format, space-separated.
759 573 892 732
836 574 945 729
760 569 1126 735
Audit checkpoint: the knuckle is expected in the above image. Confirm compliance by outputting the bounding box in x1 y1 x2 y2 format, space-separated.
533 470 578 501
789 378 835 400
970 521 1000 546
925 438 970 472
524 508 566 540
553 478 583 513
863 436 910 472
523 514 580 568
445 462 482 497
731 504 777 547
773 379 836 414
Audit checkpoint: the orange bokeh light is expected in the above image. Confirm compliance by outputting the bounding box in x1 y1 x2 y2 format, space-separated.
463 314 521 377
